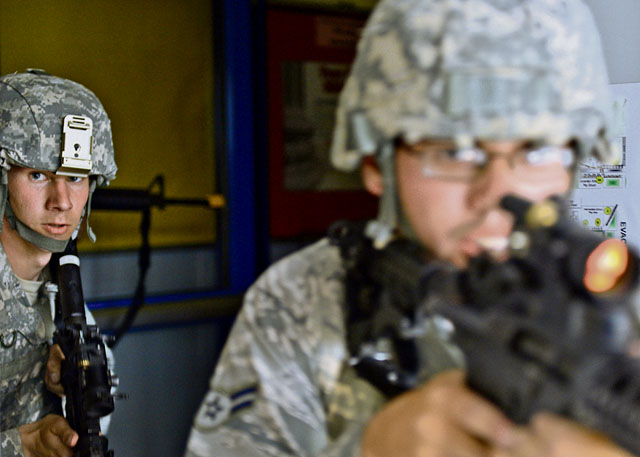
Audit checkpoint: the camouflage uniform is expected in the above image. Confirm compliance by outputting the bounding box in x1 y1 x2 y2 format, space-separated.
185 0 614 455
332 0 614 248
0 242 112 457
0 242 58 456
0 70 117 456
185 240 388 457
185 240 462 457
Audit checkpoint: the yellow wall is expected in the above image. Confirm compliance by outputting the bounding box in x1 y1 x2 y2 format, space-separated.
0 0 216 250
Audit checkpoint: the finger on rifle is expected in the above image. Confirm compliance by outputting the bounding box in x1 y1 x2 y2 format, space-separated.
528 413 635 457
426 370 518 448
45 344 65 397
414 407 497 457
49 415 78 448
18 415 77 457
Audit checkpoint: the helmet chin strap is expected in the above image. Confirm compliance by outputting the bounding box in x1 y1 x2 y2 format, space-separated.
365 140 421 249
4 203 69 252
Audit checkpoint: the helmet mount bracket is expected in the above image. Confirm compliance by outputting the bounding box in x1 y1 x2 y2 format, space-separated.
57 114 93 178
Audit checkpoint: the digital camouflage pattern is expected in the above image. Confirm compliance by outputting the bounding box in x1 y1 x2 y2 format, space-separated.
0 243 60 457
186 0 613 455
186 0 614 455
331 0 614 173
185 240 386 457
0 70 116 454
0 241 113 456
0 70 117 185
0 70 117 247
330 0 614 248
185 239 463 456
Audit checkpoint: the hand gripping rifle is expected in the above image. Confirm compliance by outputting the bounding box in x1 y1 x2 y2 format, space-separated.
330 195 640 455
51 236 119 457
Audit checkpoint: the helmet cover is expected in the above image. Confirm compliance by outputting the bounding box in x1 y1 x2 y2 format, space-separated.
0 69 117 183
331 0 615 172
0 69 117 249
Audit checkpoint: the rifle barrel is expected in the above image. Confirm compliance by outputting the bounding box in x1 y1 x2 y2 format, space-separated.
91 188 225 211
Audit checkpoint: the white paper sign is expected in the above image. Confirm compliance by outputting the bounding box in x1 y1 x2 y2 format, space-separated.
570 82 640 250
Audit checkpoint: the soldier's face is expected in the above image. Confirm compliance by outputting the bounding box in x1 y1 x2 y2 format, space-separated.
7 166 89 242
365 139 573 268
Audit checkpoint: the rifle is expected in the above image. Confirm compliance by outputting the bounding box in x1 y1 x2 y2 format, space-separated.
51 237 120 457
90 174 224 347
330 195 640 455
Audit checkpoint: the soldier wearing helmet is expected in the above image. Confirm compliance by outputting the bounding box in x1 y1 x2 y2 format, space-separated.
0 70 117 457
186 1 636 456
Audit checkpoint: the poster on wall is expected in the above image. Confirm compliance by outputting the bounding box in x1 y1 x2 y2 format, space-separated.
282 60 362 191
267 8 378 238
570 82 640 250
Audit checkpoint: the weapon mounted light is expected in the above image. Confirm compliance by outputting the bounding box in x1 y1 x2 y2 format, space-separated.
584 238 629 293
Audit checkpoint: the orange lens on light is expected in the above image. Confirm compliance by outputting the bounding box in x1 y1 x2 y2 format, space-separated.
584 238 629 293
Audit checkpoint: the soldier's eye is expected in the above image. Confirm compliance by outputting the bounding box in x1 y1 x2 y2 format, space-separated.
29 171 46 181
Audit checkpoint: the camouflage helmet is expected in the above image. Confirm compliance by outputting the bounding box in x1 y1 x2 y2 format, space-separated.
0 69 117 182
0 69 117 250
330 0 613 246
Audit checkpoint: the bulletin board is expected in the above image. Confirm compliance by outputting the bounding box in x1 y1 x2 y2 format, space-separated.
570 82 640 250
0 0 216 251
267 8 378 238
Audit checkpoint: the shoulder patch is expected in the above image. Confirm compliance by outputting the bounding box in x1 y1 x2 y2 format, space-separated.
194 386 257 431
195 391 232 431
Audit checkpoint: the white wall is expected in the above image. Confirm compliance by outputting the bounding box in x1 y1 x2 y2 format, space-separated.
584 0 640 84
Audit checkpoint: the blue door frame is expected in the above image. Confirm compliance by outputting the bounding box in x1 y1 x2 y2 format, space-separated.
87 0 267 323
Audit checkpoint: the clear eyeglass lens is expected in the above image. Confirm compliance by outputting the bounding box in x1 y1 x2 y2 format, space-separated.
421 147 485 178
520 146 574 167
421 145 574 180
452 148 486 164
